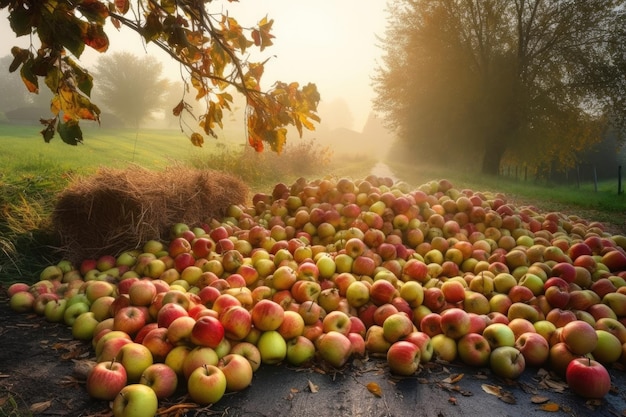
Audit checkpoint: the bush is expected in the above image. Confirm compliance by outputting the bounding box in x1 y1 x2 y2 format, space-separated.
189 139 333 188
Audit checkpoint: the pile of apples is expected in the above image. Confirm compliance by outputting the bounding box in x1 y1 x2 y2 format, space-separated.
7 175 626 417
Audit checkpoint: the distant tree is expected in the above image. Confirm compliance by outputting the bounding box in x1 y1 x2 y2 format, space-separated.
0 55 32 112
1 0 320 150
93 52 169 128
318 98 355 131
374 0 626 175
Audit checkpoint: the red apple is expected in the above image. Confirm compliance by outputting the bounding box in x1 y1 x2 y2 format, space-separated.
316 331 353 368
190 315 225 348
560 320 598 355
515 332 549 367
566 358 611 399
219 353 254 392
86 360 127 400
386 340 421 375
139 363 178 399
457 332 491 367
382 312 414 343
251 299 285 331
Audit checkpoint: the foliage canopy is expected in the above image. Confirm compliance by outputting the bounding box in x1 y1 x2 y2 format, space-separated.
374 0 626 175
1 0 320 151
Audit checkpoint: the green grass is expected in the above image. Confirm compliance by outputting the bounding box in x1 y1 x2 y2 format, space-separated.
0 124 235 178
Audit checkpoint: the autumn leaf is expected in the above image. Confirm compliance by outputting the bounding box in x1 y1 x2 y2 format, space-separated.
83 23 109 53
29 400 52 413
160 0 176 15
77 0 110 25
40 118 57 143
270 128 287 154
172 100 185 117
366 382 382 397
481 384 516 404
190 132 204 147
442 373 464 384
9 47 30 72
538 403 560 412
20 60 38 93
307 380 319 393
115 0 130 14
257 16 275 51
530 395 550 404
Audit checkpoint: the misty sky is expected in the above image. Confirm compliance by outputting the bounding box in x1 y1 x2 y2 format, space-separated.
0 1 388 129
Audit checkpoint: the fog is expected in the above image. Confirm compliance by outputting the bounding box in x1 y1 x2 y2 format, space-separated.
0 2 395 159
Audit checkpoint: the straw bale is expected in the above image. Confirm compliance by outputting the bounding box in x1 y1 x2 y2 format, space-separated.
51 165 248 262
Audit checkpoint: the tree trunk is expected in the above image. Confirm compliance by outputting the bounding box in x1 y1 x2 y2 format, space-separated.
481 143 507 176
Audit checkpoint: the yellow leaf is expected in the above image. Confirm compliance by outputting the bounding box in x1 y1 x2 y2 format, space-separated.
366 382 382 397
538 403 560 412
307 380 319 393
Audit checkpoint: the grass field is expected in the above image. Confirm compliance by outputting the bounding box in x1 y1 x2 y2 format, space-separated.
1 124 625 284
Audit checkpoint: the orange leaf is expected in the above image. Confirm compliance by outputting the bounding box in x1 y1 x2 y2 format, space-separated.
366 382 382 397
538 403 560 412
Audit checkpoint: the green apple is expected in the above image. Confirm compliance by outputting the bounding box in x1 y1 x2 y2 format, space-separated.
72 311 100 341
483 323 515 349
112 383 158 417
257 330 287 365
187 364 227 405
116 343 154 383
431 334 457 362
285 336 316 366
592 330 622 365
490 346 525 379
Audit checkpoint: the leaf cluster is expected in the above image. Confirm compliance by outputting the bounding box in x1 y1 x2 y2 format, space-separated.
1 0 320 151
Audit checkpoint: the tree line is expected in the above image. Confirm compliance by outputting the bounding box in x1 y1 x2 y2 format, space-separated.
373 0 626 176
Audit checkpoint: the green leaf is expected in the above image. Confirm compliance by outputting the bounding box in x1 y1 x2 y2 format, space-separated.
44 67 63 93
57 118 83 145
59 17 87 58
65 58 94 96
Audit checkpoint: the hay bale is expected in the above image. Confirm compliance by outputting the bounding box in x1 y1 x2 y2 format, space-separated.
52 165 248 262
